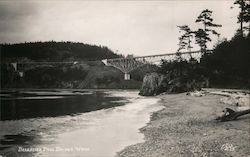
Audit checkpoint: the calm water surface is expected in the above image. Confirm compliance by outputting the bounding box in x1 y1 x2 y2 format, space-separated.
0 89 163 157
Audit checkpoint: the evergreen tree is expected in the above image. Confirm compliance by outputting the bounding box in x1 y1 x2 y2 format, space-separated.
177 25 194 52
194 29 210 53
233 0 250 36
195 9 222 53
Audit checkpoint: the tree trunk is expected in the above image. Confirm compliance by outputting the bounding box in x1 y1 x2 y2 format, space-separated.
216 108 250 122
240 0 244 37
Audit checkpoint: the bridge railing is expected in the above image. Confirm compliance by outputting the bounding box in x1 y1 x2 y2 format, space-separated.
103 50 212 63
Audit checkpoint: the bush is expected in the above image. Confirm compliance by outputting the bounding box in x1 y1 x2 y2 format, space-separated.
201 36 250 88
157 59 209 93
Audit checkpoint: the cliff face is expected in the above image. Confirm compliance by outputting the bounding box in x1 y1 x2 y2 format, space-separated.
139 73 164 96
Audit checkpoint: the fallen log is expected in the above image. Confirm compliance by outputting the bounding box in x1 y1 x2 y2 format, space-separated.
216 108 250 122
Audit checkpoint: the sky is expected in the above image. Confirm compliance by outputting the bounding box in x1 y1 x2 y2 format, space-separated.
0 0 240 56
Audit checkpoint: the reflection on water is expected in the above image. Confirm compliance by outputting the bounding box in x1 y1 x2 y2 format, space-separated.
0 89 125 120
0 89 163 157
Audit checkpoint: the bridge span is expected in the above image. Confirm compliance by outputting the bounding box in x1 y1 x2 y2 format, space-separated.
7 50 209 80
102 50 206 80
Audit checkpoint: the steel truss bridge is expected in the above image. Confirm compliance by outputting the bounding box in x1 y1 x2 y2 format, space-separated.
102 50 206 80
7 50 208 80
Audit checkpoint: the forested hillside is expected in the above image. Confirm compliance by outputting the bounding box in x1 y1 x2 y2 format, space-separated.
1 41 120 62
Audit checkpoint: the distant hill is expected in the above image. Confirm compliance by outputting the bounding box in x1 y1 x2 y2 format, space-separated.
0 41 121 61
0 41 151 89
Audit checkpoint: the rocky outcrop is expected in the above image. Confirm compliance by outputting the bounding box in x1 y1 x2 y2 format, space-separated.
139 71 209 96
139 73 164 96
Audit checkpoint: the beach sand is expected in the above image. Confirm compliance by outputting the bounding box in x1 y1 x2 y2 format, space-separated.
117 90 250 157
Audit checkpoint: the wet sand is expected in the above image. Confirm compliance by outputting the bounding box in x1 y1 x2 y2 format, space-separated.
117 90 250 157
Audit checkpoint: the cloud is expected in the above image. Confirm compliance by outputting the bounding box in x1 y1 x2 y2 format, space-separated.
0 2 37 33
0 1 239 56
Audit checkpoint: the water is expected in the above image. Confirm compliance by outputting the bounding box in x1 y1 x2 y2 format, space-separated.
0 89 163 157
0 89 124 120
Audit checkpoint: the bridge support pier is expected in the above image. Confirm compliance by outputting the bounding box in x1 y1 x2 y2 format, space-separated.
124 73 130 80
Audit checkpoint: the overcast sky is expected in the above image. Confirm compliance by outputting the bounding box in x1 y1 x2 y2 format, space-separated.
0 0 239 56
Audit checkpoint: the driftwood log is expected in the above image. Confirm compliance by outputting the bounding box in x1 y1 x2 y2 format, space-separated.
216 108 250 122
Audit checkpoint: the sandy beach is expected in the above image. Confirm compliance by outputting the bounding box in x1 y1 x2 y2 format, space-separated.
117 89 250 157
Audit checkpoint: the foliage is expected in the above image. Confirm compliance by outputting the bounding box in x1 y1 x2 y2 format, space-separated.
177 25 194 52
233 0 250 36
200 35 250 88
157 59 208 93
131 64 159 81
0 41 136 88
157 34 250 94
194 29 210 53
195 9 222 53
157 32 250 94
0 41 121 62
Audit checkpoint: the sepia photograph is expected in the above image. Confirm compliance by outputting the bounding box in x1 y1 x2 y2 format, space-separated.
0 0 249 157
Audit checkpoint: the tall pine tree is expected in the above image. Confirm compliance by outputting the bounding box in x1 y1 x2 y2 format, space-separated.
177 25 194 52
195 9 222 53
233 0 250 36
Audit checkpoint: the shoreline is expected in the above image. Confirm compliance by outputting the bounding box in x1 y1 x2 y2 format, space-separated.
0 90 163 157
117 89 250 157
